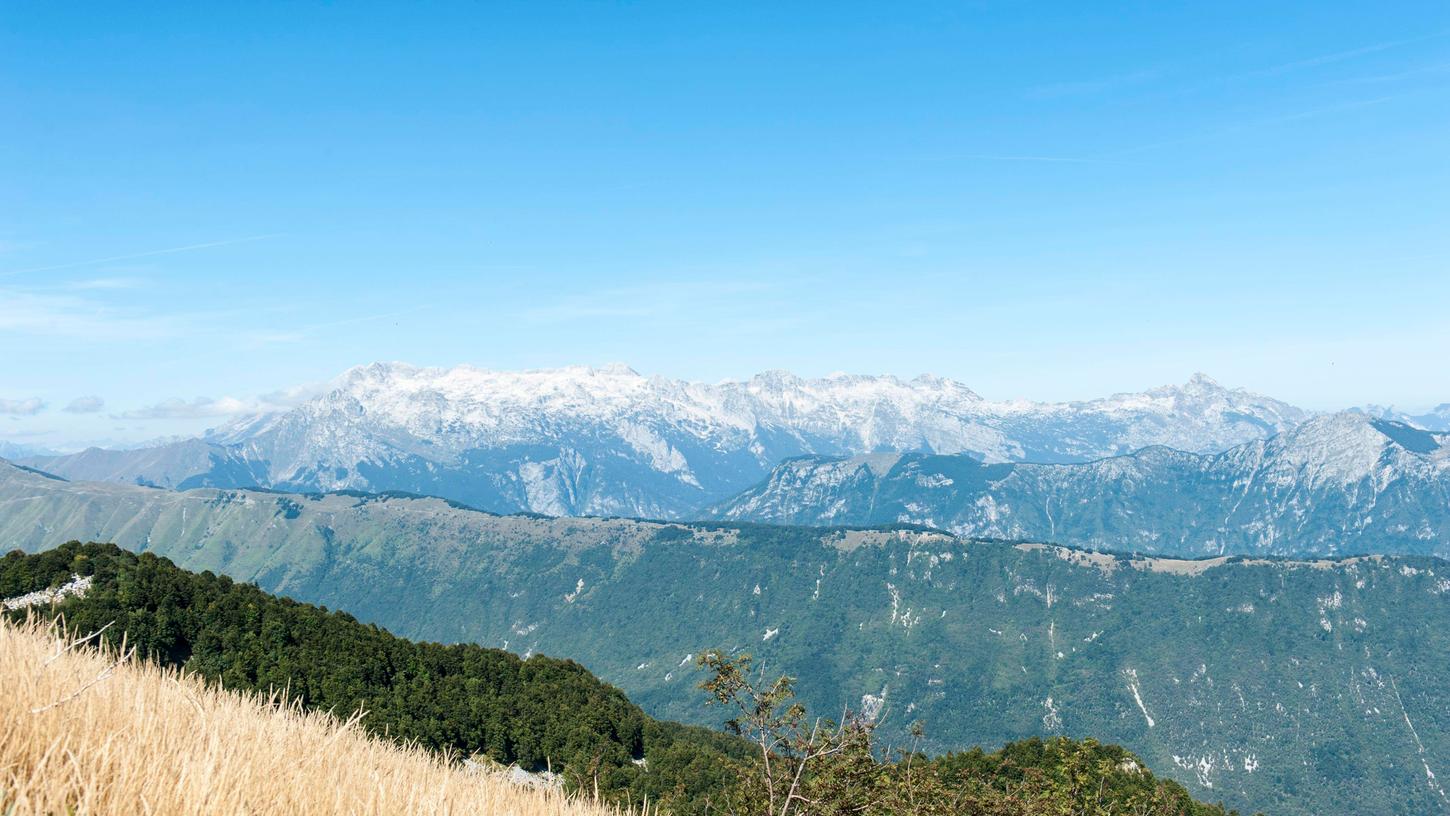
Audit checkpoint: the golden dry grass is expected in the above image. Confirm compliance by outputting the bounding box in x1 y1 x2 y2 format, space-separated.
0 616 632 816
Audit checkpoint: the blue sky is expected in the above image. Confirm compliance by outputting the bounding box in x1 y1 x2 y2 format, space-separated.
2 1 1448 449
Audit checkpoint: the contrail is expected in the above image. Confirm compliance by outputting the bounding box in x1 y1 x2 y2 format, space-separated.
0 233 283 278
956 154 1133 165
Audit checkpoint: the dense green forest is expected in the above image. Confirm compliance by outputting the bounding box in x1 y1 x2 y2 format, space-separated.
4 542 1234 815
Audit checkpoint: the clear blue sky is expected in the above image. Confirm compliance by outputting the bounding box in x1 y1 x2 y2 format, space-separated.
2 1 1448 449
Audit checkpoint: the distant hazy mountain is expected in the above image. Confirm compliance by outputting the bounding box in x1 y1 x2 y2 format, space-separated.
1355 403 1450 432
711 412 1450 558
15 438 264 490
0 441 54 460
3 459 1448 816
20 363 1309 517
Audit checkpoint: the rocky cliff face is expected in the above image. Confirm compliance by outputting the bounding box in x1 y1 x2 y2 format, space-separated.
712 413 1450 558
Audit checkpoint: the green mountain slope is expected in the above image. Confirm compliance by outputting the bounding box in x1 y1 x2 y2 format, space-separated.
4 541 1228 816
3 461 1448 814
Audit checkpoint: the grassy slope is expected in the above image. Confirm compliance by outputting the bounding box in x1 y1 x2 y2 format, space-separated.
0 616 630 816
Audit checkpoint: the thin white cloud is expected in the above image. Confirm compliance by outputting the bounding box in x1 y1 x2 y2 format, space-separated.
1027 67 1163 98
1239 30 1450 80
113 383 323 421
236 305 432 348
1101 90 1421 158
523 279 776 324
955 154 1130 165
0 234 283 279
0 287 181 340
1323 60 1450 87
63 396 105 414
256 382 327 408
0 397 46 416
114 396 255 420
241 330 309 346
63 277 147 291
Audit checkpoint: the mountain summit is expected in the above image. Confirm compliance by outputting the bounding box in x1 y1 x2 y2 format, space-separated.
23 364 1309 517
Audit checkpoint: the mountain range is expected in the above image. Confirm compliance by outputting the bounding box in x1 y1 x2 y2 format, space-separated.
20 363 1313 518
712 412 1450 559
3 458 1449 816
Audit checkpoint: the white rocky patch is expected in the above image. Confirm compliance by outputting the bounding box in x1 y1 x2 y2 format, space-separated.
1041 696 1063 732
860 687 887 722
1316 590 1343 632
564 578 585 603
1 574 92 611
1123 668 1155 728
1390 675 1450 803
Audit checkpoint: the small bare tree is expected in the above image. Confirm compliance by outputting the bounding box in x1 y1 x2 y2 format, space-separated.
697 651 866 816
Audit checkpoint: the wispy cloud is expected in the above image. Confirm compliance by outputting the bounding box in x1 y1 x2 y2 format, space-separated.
0 287 182 340
1237 30 1450 80
1101 90 1425 157
0 234 282 279
113 396 255 420
0 397 46 416
237 305 432 348
522 279 777 325
256 382 327 408
1027 67 1163 99
1322 60 1450 87
954 154 1131 165
62 396 105 414
63 277 147 291
113 382 323 421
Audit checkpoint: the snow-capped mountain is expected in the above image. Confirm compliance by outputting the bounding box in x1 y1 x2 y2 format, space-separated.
22 363 1310 517
711 412 1450 558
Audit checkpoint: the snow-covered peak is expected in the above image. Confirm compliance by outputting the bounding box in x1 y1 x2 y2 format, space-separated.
221 364 1306 457
170 363 1321 516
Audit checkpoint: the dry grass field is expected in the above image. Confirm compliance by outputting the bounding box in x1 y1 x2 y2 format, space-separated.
0 616 634 816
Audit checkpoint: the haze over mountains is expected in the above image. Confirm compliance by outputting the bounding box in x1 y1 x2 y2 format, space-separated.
20 362 1321 518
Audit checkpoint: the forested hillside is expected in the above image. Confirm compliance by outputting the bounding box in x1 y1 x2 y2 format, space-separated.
3 542 1230 815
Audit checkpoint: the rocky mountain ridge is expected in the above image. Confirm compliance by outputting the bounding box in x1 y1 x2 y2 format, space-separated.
711 412 1450 558
20 363 1311 517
